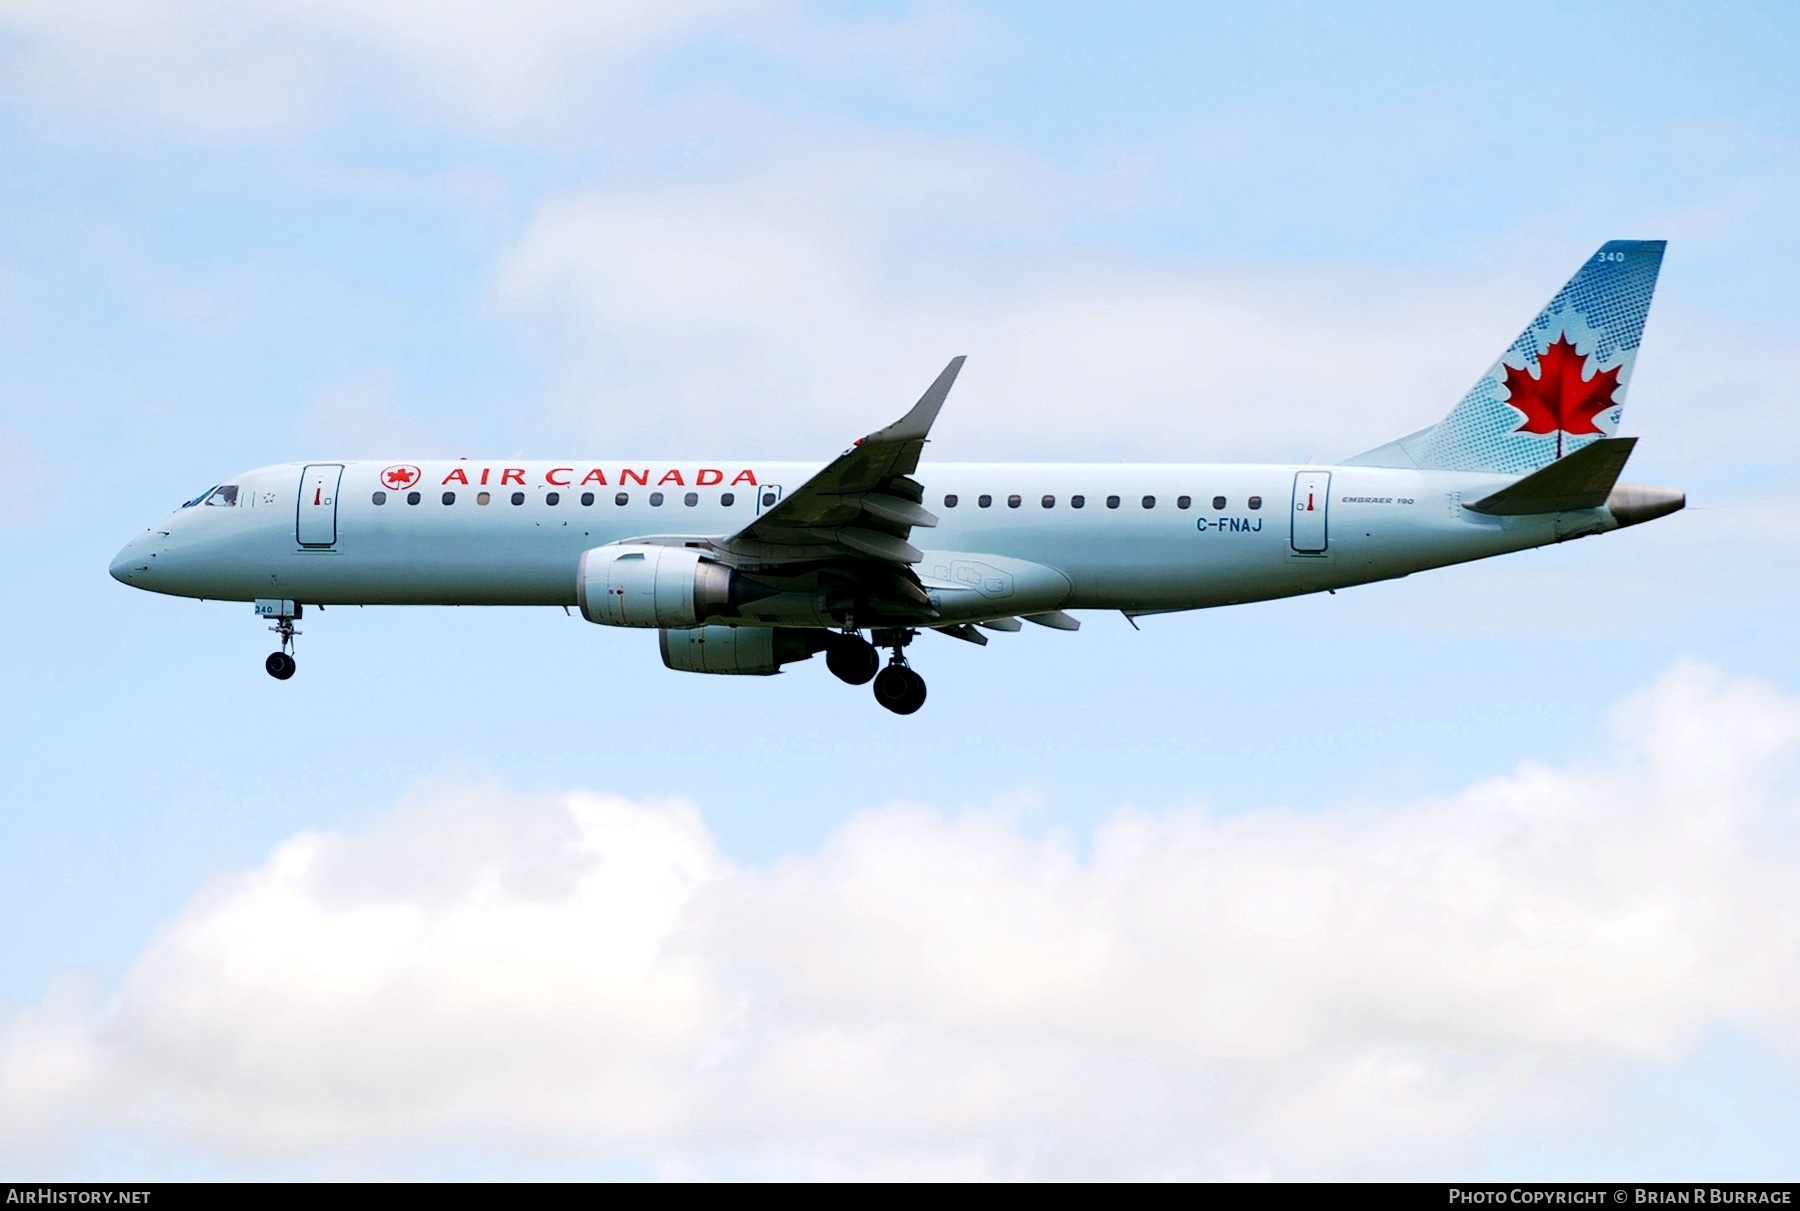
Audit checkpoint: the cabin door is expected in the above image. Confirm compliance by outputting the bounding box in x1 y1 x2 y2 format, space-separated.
297 464 345 548
1290 471 1330 554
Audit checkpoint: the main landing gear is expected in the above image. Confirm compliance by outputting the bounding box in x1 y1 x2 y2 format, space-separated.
868 628 926 716
825 631 880 686
826 626 925 713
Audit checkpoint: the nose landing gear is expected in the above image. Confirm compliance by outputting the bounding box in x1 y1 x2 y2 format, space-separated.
869 628 926 715
257 600 301 680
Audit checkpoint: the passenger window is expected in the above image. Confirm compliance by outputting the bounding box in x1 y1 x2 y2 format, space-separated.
1071 495 1085 509
580 492 594 506
406 491 420 505
205 485 238 507
546 492 560 506
615 492 629 505
944 494 958 508
1249 495 1262 510
1007 494 1021 508
442 491 456 505
372 491 386 505
1177 495 1191 509
721 492 735 506
1212 495 1226 510
761 491 777 507
684 492 698 507
1106 495 1120 509
1142 495 1155 509
1041 495 1055 508
510 491 525 505
476 491 491 506
650 492 664 506
978 494 992 508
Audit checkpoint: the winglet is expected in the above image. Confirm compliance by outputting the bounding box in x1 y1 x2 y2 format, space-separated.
1465 436 1637 515
866 356 965 444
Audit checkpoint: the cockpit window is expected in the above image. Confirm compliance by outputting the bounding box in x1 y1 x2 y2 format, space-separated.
203 485 238 507
181 487 217 509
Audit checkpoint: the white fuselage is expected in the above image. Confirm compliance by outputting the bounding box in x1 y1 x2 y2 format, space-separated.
110 457 1611 623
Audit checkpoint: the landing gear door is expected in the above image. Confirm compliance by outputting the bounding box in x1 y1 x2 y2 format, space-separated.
297 464 345 548
755 484 784 515
1291 470 1330 554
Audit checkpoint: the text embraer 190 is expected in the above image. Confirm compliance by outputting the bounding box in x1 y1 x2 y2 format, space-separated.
111 241 1684 714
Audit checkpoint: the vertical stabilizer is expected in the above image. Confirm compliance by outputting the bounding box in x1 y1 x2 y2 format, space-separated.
1347 240 1665 474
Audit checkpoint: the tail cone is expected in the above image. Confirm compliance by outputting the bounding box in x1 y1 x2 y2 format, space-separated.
1607 484 1685 528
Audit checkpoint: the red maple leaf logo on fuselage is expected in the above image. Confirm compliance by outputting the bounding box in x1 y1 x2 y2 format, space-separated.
1502 333 1622 458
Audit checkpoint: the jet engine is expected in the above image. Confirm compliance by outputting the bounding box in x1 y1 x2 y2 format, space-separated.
578 544 742 628
659 625 825 675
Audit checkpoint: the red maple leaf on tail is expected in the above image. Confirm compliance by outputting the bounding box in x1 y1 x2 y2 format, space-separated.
1501 333 1622 458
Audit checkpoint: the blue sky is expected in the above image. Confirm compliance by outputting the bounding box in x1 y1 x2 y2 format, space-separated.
3 0 1799 1180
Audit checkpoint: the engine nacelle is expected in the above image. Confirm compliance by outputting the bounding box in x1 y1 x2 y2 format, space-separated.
659 626 825 675
577 544 737 628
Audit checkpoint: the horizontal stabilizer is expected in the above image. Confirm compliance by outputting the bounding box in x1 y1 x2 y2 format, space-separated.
1465 437 1637 516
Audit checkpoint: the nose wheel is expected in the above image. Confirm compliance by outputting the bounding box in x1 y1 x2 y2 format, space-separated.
869 628 926 714
265 651 296 680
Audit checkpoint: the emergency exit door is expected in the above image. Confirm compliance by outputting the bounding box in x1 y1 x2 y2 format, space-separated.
297 464 344 548
1291 470 1330 554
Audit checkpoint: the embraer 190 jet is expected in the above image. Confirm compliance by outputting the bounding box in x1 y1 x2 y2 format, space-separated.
112 241 1683 714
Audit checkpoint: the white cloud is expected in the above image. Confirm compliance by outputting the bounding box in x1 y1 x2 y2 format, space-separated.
4 660 1799 1178
496 150 1548 462
0 0 750 136
495 147 1800 479
0 0 981 138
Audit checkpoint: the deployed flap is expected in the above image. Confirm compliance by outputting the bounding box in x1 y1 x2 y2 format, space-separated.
719 357 965 565
1465 436 1637 515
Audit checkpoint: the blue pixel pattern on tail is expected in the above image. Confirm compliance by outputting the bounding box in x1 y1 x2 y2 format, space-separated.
1350 240 1665 474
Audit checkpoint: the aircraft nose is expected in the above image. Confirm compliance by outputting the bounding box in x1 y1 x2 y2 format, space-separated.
110 534 152 585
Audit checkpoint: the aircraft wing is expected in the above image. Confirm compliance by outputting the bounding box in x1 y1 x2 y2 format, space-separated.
716 358 963 600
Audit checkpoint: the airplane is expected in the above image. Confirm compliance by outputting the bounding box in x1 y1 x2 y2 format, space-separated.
111 240 1684 715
